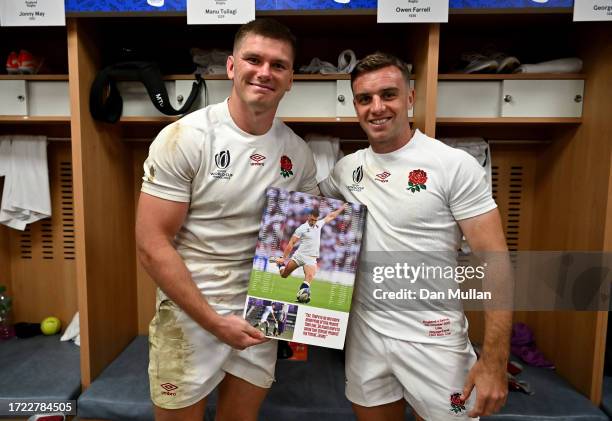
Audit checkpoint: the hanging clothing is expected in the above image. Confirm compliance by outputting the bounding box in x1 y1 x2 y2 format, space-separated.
0 135 51 230
305 134 344 183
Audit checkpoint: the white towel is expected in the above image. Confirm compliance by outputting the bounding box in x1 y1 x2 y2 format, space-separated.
0 135 51 230
299 57 337 74
440 137 492 194
60 312 80 344
300 50 358 74
0 137 11 176
515 57 583 74
191 48 230 75
305 134 344 183
440 137 492 254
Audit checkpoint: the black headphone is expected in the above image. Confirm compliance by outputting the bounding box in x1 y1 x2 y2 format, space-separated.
90 61 204 123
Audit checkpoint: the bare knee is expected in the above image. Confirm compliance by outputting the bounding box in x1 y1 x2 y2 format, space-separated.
352 399 406 421
154 398 206 421
280 270 289 278
216 374 268 421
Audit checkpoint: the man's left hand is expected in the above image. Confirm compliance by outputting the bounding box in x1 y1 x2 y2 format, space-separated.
461 359 508 417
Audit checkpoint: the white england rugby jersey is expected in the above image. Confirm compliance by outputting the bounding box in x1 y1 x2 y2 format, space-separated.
320 129 496 345
142 99 318 313
293 219 326 257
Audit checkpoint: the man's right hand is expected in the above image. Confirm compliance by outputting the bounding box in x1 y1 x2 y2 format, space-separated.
211 314 269 350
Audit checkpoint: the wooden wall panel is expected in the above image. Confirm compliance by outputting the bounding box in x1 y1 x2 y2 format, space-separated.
532 24 612 251
68 19 138 387
606 147 612 252
413 24 440 137
490 146 536 251
466 145 537 343
524 24 612 403
9 143 77 326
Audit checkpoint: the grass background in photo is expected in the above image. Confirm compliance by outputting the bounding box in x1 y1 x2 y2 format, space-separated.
248 270 353 312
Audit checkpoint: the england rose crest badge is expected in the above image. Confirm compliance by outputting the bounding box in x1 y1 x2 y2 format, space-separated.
280 155 294 178
407 169 427 193
449 393 466 415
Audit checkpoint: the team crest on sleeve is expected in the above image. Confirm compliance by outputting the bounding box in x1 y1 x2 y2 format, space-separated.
449 393 466 415
280 155 294 178
347 165 365 192
146 164 156 182
210 150 233 180
407 169 427 193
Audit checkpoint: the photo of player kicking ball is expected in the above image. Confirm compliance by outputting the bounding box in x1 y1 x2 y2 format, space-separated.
271 204 348 303
247 188 366 315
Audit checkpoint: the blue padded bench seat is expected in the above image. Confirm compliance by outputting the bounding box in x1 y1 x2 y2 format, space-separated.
601 376 612 418
0 335 81 406
78 336 153 421
77 336 607 421
78 336 373 421
483 361 607 421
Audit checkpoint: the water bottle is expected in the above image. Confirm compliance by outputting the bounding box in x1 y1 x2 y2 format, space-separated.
0 286 15 340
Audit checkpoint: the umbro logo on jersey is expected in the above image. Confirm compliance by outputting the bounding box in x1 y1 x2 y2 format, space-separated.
210 150 233 180
250 153 266 166
353 166 363 184
376 171 391 183
250 154 265 162
215 150 231 169
161 383 178 396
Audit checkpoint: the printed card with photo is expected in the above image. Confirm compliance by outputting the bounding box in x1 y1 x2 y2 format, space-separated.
244 187 366 349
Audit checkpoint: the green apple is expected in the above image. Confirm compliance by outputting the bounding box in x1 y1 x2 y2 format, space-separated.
41 316 61 335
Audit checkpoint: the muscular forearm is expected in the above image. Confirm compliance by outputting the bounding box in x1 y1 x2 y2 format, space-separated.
137 241 221 333
482 310 512 366
461 210 513 367
480 251 513 367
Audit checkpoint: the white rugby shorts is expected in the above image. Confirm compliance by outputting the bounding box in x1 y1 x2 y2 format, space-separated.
345 313 479 420
291 252 317 267
149 299 277 409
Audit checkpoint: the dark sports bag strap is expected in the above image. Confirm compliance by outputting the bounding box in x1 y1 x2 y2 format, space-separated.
137 62 203 116
90 61 204 123
89 64 124 123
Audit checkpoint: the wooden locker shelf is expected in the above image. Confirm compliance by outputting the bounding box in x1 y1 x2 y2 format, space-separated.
437 117 582 125
0 116 71 123
165 74 353 80
438 73 586 80
118 116 372 124
0 74 69 80
164 74 416 81
283 117 360 123
119 116 178 123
